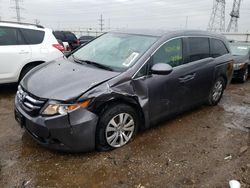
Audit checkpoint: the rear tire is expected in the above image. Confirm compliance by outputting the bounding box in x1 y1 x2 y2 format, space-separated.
96 103 139 151
207 77 225 106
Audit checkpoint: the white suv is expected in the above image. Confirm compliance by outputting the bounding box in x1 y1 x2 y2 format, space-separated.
0 21 64 84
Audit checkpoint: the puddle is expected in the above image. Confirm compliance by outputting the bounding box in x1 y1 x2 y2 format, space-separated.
221 95 250 132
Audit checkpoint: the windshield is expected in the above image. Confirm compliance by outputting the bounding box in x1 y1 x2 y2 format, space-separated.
230 44 250 56
71 33 158 71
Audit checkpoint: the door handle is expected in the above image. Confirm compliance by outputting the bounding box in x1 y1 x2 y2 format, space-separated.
19 50 29 54
179 73 196 83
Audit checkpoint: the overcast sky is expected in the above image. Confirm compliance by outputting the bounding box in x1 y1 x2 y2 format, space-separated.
0 0 250 32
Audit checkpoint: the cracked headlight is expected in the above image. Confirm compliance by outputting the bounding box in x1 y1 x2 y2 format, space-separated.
233 63 245 70
42 99 91 115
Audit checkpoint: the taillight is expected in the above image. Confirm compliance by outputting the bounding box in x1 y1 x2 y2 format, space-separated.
52 44 65 53
76 39 80 45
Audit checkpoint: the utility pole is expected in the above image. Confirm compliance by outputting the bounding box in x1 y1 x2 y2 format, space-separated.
99 14 104 32
108 18 111 30
207 0 226 32
12 0 24 22
0 0 2 21
185 16 188 29
227 0 242 32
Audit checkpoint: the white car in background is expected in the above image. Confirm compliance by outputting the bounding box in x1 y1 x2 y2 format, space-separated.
0 21 64 84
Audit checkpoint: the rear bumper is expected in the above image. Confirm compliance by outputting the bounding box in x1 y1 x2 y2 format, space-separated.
15 96 98 152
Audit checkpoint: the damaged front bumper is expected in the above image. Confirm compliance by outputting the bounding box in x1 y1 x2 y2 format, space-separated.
15 96 99 152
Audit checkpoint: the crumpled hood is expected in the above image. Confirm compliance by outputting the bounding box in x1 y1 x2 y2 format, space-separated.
21 58 120 101
233 55 248 64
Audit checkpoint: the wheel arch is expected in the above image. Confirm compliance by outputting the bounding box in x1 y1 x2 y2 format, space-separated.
92 96 146 130
219 74 228 87
18 61 45 81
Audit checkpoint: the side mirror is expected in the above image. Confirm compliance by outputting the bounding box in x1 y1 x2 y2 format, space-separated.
151 63 173 75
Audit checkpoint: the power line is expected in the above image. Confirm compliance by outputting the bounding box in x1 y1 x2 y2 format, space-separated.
11 0 24 22
0 0 2 21
98 14 104 32
14 0 250 31
227 0 242 32
208 0 226 32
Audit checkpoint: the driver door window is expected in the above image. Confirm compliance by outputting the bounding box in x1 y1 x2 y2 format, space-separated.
152 38 183 67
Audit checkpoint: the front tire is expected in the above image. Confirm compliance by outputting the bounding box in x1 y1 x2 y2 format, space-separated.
207 77 225 106
96 103 139 151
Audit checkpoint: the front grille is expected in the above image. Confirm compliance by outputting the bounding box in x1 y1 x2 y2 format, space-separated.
17 86 47 116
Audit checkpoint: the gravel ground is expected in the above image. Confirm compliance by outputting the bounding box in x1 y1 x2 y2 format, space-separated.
0 81 249 188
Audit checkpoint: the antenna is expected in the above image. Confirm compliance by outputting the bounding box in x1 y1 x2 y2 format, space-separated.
227 0 242 32
34 19 40 25
207 0 226 32
99 14 104 32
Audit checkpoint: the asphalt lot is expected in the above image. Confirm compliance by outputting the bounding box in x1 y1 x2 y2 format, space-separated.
0 81 249 188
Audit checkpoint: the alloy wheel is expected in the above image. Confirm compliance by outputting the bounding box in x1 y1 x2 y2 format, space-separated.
105 113 135 148
212 80 223 102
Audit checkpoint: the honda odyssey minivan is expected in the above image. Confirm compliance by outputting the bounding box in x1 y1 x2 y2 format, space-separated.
15 30 234 152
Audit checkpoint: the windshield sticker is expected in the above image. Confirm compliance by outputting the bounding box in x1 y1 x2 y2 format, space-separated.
123 52 139 67
237 46 248 50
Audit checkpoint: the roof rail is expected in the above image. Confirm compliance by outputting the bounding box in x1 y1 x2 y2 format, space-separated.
0 20 44 29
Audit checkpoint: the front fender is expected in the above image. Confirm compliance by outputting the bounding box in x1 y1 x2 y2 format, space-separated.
79 81 148 129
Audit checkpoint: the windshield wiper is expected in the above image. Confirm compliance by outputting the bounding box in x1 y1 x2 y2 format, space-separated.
71 55 83 64
71 55 113 71
83 60 114 71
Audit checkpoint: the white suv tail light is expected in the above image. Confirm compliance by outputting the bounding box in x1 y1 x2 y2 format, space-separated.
52 44 65 53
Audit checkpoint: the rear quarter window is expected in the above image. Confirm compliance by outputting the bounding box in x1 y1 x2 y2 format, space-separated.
20 29 45 45
188 37 210 62
0 27 26 46
210 38 229 58
53 31 65 41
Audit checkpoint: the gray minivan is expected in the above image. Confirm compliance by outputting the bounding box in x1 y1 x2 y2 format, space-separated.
15 30 234 152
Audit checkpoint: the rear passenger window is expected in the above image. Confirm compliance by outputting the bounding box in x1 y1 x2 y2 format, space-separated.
20 29 45 45
152 38 183 67
53 31 65 41
0 27 25 46
210 38 229 58
188 37 210 61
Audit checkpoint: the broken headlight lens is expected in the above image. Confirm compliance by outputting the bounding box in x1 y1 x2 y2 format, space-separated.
42 100 91 115
233 63 245 70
